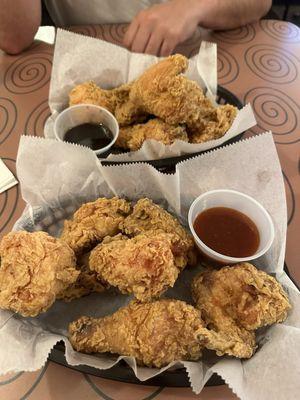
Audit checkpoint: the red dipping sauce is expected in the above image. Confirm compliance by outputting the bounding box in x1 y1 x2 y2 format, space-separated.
193 207 260 258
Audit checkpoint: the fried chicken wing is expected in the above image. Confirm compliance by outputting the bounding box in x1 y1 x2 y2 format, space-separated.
89 232 180 301
60 197 131 255
69 299 205 367
0 231 78 317
120 198 196 268
57 252 107 302
69 81 145 126
192 263 291 357
115 118 188 151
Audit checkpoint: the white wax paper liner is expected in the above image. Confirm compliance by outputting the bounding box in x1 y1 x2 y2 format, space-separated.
42 29 256 161
1 133 299 399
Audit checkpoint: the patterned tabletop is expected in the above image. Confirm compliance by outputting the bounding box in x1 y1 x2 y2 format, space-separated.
0 20 299 399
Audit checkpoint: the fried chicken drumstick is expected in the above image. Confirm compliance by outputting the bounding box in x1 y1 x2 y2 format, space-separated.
0 231 78 317
69 299 206 367
192 263 291 358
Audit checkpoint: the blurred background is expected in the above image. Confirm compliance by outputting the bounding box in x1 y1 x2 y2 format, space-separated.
271 0 300 25
41 1 300 27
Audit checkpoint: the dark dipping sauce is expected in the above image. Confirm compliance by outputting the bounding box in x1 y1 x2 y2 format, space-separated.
193 207 260 258
64 123 113 150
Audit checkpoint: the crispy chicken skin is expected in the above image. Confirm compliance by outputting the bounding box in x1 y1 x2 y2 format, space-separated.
89 232 180 301
116 118 188 151
192 263 291 357
0 231 78 317
69 81 144 126
129 55 210 127
68 299 206 367
189 104 238 143
60 197 131 255
69 56 237 148
120 198 196 268
57 252 107 302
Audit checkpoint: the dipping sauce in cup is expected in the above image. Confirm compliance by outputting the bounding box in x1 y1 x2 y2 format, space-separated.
193 207 260 258
54 104 119 156
188 189 274 264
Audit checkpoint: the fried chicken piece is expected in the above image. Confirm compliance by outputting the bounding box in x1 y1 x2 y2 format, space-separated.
0 231 78 317
129 55 212 127
69 81 145 126
129 55 237 140
192 263 291 357
89 232 181 301
69 81 115 113
120 198 196 268
57 252 107 301
189 104 238 143
69 299 206 367
60 197 131 255
115 118 188 151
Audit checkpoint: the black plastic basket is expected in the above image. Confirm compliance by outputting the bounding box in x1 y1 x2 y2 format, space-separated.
49 86 244 387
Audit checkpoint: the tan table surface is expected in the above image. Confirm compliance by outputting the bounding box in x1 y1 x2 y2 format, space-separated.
0 20 300 399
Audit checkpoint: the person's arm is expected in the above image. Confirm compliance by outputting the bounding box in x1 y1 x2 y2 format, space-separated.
0 0 41 54
124 0 272 56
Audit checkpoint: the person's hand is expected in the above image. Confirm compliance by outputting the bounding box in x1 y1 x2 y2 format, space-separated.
123 0 201 56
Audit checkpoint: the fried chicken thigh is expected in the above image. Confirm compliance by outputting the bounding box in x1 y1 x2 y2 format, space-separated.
60 197 131 255
116 118 188 151
120 198 196 268
192 263 291 357
0 231 78 317
89 232 180 301
69 299 205 367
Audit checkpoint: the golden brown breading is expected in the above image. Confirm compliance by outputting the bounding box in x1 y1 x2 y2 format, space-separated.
192 263 291 357
115 118 188 151
60 197 131 255
57 252 107 302
120 198 196 269
192 263 291 330
189 104 238 143
68 299 206 367
0 231 78 317
129 55 212 127
89 232 180 301
69 81 115 113
69 81 144 126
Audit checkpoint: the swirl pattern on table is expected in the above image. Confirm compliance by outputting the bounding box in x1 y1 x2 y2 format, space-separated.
70 25 98 38
283 171 295 225
0 159 20 234
24 100 51 137
4 53 52 94
217 47 239 85
213 25 255 43
260 20 300 43
244 87 300 144
244 44 299 84
106 24 127 45
0 98 17 145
